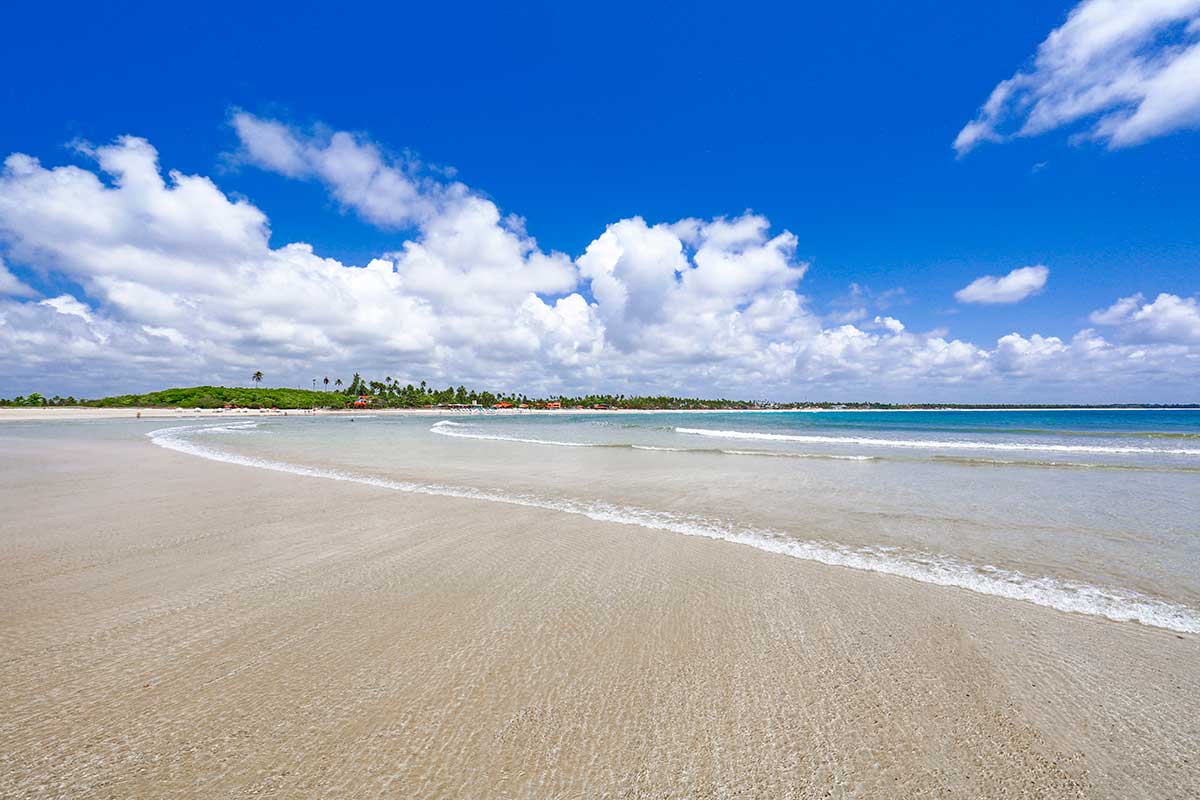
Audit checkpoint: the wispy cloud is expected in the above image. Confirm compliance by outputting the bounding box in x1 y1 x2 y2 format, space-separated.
956 0 1200 154
955 265 1049 304
0 257 35 298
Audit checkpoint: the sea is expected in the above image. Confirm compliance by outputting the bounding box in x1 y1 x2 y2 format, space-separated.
27 408 1200 633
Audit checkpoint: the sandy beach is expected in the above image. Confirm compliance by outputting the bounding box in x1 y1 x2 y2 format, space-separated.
1 431 1197 798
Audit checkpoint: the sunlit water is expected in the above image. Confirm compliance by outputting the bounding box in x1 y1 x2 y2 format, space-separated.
9 409 1200 632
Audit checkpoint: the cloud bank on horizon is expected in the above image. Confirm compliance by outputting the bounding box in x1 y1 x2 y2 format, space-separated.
956 0 1200 154
0 110 1197 401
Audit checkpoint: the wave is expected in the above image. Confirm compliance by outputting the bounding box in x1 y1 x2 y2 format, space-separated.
431 420 596 447
929 455 1200 473
429 422 1200 470
675 427 1200 456
431 422 874 461
990 428 1200 440
147 422 1200 634
778 424 1200 439
193 422 261 435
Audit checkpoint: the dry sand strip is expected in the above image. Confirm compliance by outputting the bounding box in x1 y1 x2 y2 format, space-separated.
0 437 1197 799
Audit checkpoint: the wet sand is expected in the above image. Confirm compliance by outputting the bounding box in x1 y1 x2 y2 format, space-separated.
1 436 1197 798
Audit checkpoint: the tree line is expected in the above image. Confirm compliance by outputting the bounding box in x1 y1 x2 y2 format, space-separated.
2 374 1196 410
0 393 80 407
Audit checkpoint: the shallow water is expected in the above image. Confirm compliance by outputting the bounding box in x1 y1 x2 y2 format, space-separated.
87 408 1200 634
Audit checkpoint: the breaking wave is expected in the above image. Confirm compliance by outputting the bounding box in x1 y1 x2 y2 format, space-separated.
430 421 873 460
675 427 1200 456
430 419 595 447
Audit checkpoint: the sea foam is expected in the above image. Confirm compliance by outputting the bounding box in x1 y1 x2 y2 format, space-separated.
147 422 1200 634
430 419 596 447
676 427 1200 456
430 421 874 460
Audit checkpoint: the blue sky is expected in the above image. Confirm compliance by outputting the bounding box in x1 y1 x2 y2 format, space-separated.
1 0 1198 401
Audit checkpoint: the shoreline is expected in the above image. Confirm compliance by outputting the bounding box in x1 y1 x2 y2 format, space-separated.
1 430 1197 796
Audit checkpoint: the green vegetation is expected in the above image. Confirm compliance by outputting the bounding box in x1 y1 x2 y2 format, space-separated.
80 386 349 409
0 393 78 407
1 377 1195 410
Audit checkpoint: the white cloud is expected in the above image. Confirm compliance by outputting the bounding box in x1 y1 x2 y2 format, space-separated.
955 265 1049 304
1090 292 1200 342
1088 293 1143 325
231 112 453 228
995 332 1068 373
0 131 589 394
39 294 95 322
0 119 1197 401
874 315 905 333
956 0 1200 154
576 215 807 354
0 257 35 297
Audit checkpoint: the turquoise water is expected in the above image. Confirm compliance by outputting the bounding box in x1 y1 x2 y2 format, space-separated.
7 409 1199 632
623 408 1200 437
429 408 1200 459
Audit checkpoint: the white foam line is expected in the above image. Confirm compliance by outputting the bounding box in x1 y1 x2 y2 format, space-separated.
431 423 872 460
430 422 596 447
147 423 1200 634
676 427 1200 456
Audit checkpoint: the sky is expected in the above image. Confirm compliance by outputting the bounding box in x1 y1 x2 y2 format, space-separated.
1 0 1198 402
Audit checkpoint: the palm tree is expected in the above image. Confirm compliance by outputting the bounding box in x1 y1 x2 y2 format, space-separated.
323 376 330 391
335 378 343 391
252 371 263 386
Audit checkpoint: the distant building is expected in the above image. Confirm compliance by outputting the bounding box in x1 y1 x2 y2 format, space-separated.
545 401 561 409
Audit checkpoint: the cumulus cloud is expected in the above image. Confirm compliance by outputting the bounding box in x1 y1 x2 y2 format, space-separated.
576 215 807 353
956 0 1200 154
0 117 1197 401
0 131 588 393
1090 292 1200 342
955 265 1049 304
